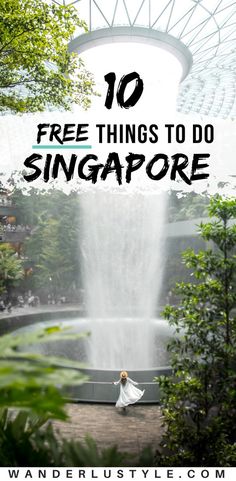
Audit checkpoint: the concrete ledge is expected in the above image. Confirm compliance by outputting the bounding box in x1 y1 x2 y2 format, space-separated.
0 311 172 403
0 308 85 335
65 367 171 403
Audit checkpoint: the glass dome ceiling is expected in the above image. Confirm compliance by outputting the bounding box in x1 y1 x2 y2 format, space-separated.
52 0 236 118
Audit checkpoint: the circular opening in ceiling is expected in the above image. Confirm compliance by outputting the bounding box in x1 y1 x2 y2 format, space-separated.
69 27 193 82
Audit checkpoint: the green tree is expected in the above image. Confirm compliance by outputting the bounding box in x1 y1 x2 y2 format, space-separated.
0 243 24 295
1 178 81 295
157 196 236 466
0 326 88 465
22 189 81 294
168 191 209 222
0 414 128 467
36 218 62 293
0 0 95 112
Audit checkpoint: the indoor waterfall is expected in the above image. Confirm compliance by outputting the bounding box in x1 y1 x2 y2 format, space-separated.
80 191 167 369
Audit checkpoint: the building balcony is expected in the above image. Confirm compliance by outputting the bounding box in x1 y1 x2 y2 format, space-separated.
0 204 19 216
0 227 31 244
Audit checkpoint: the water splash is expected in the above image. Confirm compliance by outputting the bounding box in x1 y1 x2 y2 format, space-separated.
80 191 167 369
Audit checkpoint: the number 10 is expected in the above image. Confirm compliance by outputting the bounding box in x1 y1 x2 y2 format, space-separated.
104 72 144 109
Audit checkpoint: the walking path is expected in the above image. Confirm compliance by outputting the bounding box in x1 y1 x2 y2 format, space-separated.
53 404 163 457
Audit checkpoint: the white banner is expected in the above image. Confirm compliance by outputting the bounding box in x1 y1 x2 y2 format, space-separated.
0 467 235 481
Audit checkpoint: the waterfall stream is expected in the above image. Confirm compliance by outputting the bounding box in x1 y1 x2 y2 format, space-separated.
81 191 167 369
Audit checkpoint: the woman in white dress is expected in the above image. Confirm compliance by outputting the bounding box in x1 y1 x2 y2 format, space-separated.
113 370 145 412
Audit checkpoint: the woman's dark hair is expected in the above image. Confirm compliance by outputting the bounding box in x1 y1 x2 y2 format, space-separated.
121 378 127 385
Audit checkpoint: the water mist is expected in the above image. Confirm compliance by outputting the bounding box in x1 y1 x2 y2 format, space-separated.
80 191 167 369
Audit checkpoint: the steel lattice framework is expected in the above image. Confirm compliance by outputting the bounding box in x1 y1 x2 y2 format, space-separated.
52 0 236 118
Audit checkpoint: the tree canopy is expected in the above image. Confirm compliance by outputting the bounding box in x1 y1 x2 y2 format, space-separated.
5 183 82 296
0 0 95 112
0 243 24 295
158 195 236 466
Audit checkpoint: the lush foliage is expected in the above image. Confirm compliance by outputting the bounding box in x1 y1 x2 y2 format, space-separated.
26 193 81 295
168 191 209 222
0 243 24 295
156 196 236 466
8 184 82 297
0 409 128 467
0 326 88 419
0 0 95 112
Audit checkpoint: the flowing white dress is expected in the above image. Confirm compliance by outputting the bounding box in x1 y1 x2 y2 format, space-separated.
114 377 145 407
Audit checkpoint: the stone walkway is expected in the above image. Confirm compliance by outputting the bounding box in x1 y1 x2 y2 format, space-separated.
53 404 163 456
